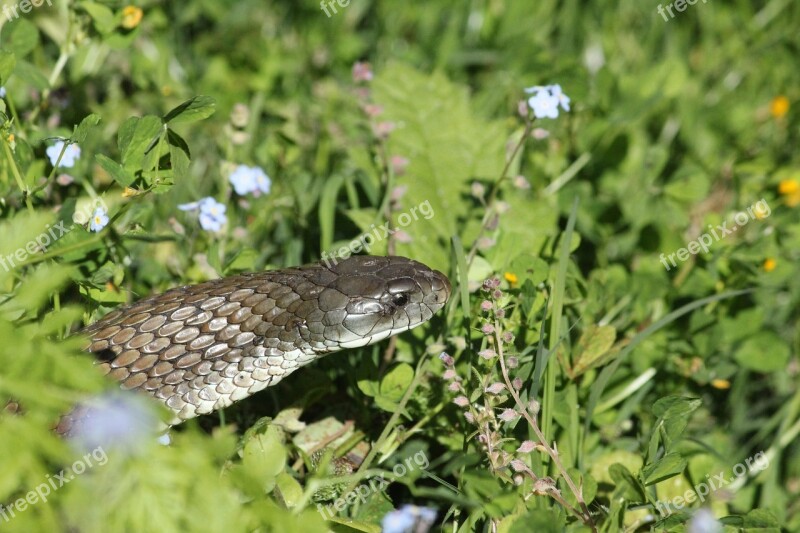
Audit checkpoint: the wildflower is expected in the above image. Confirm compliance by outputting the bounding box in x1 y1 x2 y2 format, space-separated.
229 164 271 196
513 175 531 189
481 324 494 335
710 378 731 389
471 181 486 199
352 61 373 83
121 6 143 29
524 84 571 119
373 121 396 138
517 441 537 453
485 382 505 395
480 300 492 312
46 141 81 168
779 179 799 195
507 356 519 368
56 174 74 186
381 505 436 533
769 96 789 119
439 352 454 366
463 411 475 424
502 331 514 343
512 377 522 390
763 258 776 272
778 178 800 207
510 459 528 472
453 396 469 407
230 103 250 128
89 206 109 232
498 409 519 422
478 349 496 360
687 508 723 533
447 381 462 393
179 197 227 232
0 86 5 98
391 155 409 176
363 104 383 117
65 392 160 453
442 369 458 380
504 272 518 286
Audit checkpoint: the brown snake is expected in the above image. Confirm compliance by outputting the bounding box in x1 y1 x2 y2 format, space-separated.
57 255 450 435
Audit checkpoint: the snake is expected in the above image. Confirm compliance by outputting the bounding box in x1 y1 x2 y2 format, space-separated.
56 255 450 436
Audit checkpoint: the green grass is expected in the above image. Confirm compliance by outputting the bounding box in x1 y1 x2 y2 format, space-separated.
0 0 798 531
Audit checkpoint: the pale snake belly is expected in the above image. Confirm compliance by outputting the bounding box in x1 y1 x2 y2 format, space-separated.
57 255 450 435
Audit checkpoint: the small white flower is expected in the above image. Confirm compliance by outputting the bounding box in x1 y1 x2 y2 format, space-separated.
89 207 109 232
46 141 81 168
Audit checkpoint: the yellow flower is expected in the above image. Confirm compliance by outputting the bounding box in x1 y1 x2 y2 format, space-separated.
121 6 143 29
763 258 776 272
710 378 731 390
504 272 518 286
122 187 139 197
779 178 799 195
770 96 789 119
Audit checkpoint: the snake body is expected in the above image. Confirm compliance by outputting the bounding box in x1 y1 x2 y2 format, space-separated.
57 256 449 434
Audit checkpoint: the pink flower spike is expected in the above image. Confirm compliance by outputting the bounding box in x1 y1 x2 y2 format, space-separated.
480 300 493 312
485 382 506 395
510 459 528 472
498 409 519 422
448 381 462 392
478 349 496 360
517 440 537 453
439 352 454 366
512 377 523 390
442 369 458 380
481 324 495 335
453 396 469 407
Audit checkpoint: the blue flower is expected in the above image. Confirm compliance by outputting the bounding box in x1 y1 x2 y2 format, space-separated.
89 206 109 232
0 87 6 98
229 164 271 196
179 197 227 232
46 140 81 168
66 392 160 453
524 84 571 119
381 505 437 533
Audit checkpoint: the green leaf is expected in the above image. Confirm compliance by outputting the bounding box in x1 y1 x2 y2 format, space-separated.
609 463 646 501
734 332 791 372
79 1 117 34
240 426 286 494
0 50 16 85
571 324 617 375
163 95 217 124
13 59 49 90
118 115 163 170
96 154 135 187
649 396 701 457
378 363 413 404
641 453 686 486
72 113 101 143
2 19 38 58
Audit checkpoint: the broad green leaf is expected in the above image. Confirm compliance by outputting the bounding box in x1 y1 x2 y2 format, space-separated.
163 95 217 124
2 19 38 58
378 362 413 403
734 332 790 372
96 154 135 187
642 453 687 486
119 115 163 170
79 1 117 34
0 50 15 85
571 324 617 375
72 113 101 143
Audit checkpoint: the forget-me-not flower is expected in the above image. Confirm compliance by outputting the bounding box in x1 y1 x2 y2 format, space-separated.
524 84 571 119
178 197 228 232
381 505 437 533
229 164 271 196
89 206 109 232
46 140 81 168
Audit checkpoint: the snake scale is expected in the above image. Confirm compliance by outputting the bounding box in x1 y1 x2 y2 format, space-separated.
57 255 450 435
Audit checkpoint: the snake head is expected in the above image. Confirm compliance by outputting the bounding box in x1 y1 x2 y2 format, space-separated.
317 255 451 350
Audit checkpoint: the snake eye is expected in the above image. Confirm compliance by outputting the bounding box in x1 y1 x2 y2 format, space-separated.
391 293 409 307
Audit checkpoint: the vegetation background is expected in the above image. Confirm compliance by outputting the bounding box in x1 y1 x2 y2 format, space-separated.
0 0 797 531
